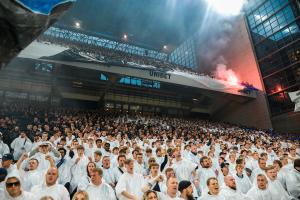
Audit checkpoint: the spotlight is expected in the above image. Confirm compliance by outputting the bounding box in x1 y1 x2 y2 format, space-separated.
163 45 168 50
75 22 81 28
123 34 128 40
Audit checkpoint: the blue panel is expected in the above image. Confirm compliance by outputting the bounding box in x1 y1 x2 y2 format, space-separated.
124 77 130 84
131 79 137 85
15 0 76 15
100 74 108 81
119 78 125 83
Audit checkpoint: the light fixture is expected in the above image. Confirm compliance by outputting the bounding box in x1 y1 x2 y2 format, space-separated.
123 34 128 40
163 45 168 50
74 21 81 28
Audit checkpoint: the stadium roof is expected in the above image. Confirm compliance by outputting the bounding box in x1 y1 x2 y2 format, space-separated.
57 0 206 51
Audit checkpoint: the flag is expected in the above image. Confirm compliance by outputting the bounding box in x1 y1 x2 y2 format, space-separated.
289 90 300 112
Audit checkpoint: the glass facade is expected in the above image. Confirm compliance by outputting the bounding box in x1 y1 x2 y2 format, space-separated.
245 0 300 115
169 36 198 69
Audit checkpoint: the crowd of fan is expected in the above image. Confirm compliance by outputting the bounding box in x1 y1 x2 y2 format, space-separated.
0 103 299 200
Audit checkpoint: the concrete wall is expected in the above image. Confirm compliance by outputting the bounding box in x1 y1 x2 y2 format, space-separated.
272 112 300 136
213 91 272 129
213 17 273 129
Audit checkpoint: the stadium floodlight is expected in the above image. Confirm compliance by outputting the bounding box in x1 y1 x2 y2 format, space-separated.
123 34 128 40
206 0 246 16
75 21 81 28
163 45 168 50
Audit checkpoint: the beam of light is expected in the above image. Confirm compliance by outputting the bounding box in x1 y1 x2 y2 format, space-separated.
206 0 246 16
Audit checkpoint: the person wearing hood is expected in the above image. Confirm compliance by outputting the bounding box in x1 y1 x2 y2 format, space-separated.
0 172 36 199
265 165 293 200
31 167 69 200
286 158 300 199
199 177 226 200
246 174 273 200
219 175 251 200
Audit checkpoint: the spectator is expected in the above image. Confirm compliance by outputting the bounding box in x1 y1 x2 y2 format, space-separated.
286 158 300 199
246 174 272 200
178 180 195 200
72 190 89 200
85 168 116 200
31 167 70 200
0 132 9 159
10 131 32 161
199 177 225 200
0 172 36 199
142 190 159 200
0 153 16 173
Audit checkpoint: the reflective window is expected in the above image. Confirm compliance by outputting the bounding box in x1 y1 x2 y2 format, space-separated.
264 67 300 94
245 0 300 116
255 22 300 59
169 36 197 69
259 41 300 76
247 0 288 28
250 5 296 44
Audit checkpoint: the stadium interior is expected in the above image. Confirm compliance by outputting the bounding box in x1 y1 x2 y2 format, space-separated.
0 0 300 200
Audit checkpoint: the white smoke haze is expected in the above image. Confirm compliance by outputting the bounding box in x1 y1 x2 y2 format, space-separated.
197 1 248 84
197 15 235 71
214 64 239 85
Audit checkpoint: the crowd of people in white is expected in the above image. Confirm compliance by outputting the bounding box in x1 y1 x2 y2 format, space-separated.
0 106 299 200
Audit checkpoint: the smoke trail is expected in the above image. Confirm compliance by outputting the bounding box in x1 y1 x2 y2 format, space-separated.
196 1 248 79
214 63 239 85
